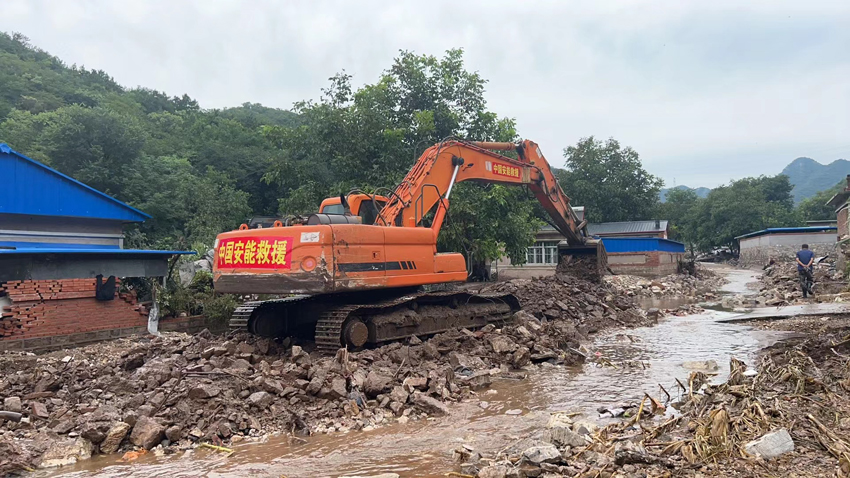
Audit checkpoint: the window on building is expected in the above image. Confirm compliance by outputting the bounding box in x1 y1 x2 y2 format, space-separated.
526 241 560 265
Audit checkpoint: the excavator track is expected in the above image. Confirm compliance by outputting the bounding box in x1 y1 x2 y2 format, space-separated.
236 290 520 353
315 305 361 353
229 301 263 332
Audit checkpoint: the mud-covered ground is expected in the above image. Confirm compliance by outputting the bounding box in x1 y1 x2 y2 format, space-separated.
0 272 661 476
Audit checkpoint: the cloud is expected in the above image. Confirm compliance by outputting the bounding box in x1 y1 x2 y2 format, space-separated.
2 0 849 187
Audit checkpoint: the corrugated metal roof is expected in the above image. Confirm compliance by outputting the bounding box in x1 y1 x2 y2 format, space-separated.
601 237 685 253
0 143 150 222
587 220 668 236
735 226 837 240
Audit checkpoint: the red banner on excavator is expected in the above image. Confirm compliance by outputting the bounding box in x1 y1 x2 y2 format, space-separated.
491 162 521 179
217 237 293 269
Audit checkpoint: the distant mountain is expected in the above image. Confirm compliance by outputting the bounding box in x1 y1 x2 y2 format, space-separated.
659 185 710 202
781 157 850 203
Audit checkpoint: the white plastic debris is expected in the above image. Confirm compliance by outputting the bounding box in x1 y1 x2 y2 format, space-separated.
744 428 794 459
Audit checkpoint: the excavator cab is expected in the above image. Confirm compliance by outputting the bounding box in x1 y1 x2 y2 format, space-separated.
319 194 389 225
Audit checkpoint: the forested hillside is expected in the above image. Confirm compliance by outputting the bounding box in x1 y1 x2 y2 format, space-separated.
0 32 544 264
0 32 301 251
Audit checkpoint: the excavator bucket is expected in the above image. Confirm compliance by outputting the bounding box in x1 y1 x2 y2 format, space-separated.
556 240 608 283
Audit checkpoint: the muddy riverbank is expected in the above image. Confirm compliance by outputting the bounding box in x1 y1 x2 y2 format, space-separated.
1 272 650 476
1 265 800 478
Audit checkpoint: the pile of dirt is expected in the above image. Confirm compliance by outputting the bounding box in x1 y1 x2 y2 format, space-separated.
0 274 650 473
482 274 650 334
605 268 726 302
464 316 850 477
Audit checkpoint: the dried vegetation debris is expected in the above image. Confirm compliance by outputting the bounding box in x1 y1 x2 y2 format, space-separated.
465 318 850 477
0 273 649 473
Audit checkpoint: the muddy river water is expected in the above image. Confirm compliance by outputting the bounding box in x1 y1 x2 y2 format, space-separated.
41 266 796 478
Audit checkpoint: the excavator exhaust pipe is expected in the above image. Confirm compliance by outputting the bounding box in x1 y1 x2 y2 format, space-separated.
556 240 608 283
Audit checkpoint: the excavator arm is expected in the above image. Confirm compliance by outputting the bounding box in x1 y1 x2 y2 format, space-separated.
379 139 592 247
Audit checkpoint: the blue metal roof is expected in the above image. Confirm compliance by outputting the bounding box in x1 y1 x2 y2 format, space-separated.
0 247 192 255
0 143 151 222
600 237 685 253
735 226 837 240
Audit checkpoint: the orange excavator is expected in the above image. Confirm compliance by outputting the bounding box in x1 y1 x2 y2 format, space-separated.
213 139 606 352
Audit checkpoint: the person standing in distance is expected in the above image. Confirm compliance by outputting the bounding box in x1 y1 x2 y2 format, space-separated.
795 244 815 298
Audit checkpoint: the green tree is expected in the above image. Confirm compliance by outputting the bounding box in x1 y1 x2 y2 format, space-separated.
558 137 663 223
797 182 842 221
657 187 700 253
263 49 534 265
692 175 800 253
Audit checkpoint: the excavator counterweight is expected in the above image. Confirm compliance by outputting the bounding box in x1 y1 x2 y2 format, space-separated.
213 139 606 351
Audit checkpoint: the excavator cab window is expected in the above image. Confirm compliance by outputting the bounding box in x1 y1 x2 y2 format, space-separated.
358 199 386 225
321 204 345 215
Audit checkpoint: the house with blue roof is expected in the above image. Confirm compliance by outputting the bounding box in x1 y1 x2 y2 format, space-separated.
0 143 190 281
0 143 194 350
736 226 837 266
495 217 686 279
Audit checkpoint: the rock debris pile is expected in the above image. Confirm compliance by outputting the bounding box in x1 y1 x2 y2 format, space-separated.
605 268 726 302
723 263 844 308
482 274 650 334
0 273 648 474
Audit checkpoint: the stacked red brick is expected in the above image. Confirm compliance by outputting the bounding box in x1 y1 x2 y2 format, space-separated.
0 279 148 340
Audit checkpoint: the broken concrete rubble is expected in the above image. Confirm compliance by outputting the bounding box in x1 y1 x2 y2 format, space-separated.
1 270 655 471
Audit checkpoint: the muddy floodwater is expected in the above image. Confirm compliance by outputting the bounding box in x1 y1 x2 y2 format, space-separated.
41 266 795 478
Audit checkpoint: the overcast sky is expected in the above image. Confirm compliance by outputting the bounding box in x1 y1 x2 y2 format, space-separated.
3 0 849 188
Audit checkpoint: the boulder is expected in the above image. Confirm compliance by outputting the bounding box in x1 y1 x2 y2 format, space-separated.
410 392 449 416
247 391 274 409
100 422 131 454
306 367 328 395
363 371 392 397
165 425 182 442
330 377 348 399
543 426 587 448
188 383 221 399
4 396 22 413
389 386 409 404
37 438 94 468
512 347 531 368
229 358 253 371
260 378 285 396
130 416 165 450
457 370 491 391
522 444 562 464
402 376 428 392
487 335 518 354
478 464 509 478
178 258 212 286
80 423 108 444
